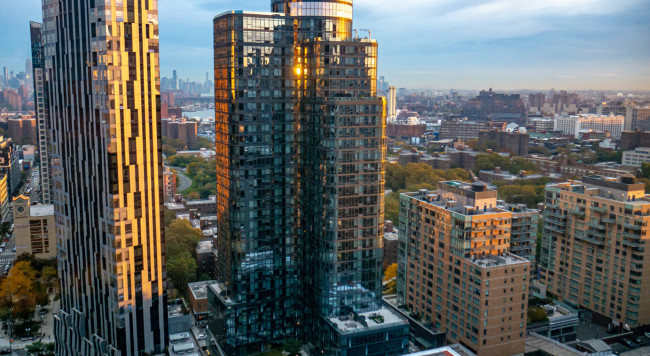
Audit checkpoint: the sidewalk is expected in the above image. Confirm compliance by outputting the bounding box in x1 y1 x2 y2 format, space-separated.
0 295 59 350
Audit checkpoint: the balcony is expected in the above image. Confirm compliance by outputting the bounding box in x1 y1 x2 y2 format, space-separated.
587 221 606 230
590 206 607 213
545 225 566 234
601 217 617 224
568 208 585 217
587 228 606 238
624 223 643 231
622 239 640 248
576 233 605 246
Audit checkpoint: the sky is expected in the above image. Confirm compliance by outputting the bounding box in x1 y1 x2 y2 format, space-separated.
1 0 649 91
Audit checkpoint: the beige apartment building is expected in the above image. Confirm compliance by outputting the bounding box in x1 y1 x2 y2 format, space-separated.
539 175 650 329
13 195 55 259
398 181 531 356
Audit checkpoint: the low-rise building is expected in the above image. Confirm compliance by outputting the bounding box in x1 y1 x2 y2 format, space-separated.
526 296 579 343
13 195 55 259
622 147 650 167
163 166 177 202
188 281 216 322
397 150 420 166
383 228 398 271
196 239 215 279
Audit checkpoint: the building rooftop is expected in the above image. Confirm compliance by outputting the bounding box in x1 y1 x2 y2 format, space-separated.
404 346 463 356
525 332 583 356
196 239 213 254
384 232 398 241
188 280 217 300
329 306 408 334
404 185 504 217
208 282 233 304
470 253 529 268
30 204 54 217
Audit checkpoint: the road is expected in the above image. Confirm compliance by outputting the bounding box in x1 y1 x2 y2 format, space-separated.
177 172 192 192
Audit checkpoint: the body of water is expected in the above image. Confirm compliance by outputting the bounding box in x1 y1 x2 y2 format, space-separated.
183 109 214 119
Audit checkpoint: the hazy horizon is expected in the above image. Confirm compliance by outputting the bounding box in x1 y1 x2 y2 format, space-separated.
1 0 649 91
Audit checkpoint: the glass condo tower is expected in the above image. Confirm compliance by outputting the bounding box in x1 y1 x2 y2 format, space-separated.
209 1 409 355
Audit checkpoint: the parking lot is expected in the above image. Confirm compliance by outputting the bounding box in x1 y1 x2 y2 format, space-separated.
610 334 650 354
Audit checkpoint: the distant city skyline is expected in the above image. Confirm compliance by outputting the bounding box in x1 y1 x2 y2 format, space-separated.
2 0 649 90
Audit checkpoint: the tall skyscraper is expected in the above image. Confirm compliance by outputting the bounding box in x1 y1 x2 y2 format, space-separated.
2 67 7 87
209 0 409 355
539 176 650 329
398 182 531 356
29 21 51 204
40 0 168 354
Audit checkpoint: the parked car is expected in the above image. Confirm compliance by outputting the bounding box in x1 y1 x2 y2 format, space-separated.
645 332 650 339
621 339 638 348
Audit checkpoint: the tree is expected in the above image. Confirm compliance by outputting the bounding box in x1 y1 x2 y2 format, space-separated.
385 193 399 223
498 185 538 207
283 338 302 356
475 153 510 173
508 157 538 175
188 137 214 150
166 219 203 257
641 163 650 179
384 263 397 282
527 306 549 324
166 250 197 294
164 207 177 227
26 341 55 356
162 144 177 157
165 219 203 295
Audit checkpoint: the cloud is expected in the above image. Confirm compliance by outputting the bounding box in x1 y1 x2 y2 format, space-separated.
1 0 648 89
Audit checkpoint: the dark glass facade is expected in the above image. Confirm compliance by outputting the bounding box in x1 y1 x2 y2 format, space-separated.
211 1 409 355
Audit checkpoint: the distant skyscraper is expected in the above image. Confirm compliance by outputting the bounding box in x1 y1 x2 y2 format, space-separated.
209 0 409 354
29 22 51 204
172 69 178 90
41 0 168 354
388 86 397 121
2 67 7 87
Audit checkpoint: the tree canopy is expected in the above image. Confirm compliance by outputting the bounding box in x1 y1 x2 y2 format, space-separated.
165 219 203 296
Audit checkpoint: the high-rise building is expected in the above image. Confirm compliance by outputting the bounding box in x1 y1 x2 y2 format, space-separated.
41 0 168 354
0 136 20 195
439 120 506 141
398 182 531 356
462 88 527 123
554 115 625 139
30 21 52 204
388 86 397 122
209 1 409 355
497 203 539 269
621 130 650 150
539 176 650 329
528 92 546 111
478 130 529 156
